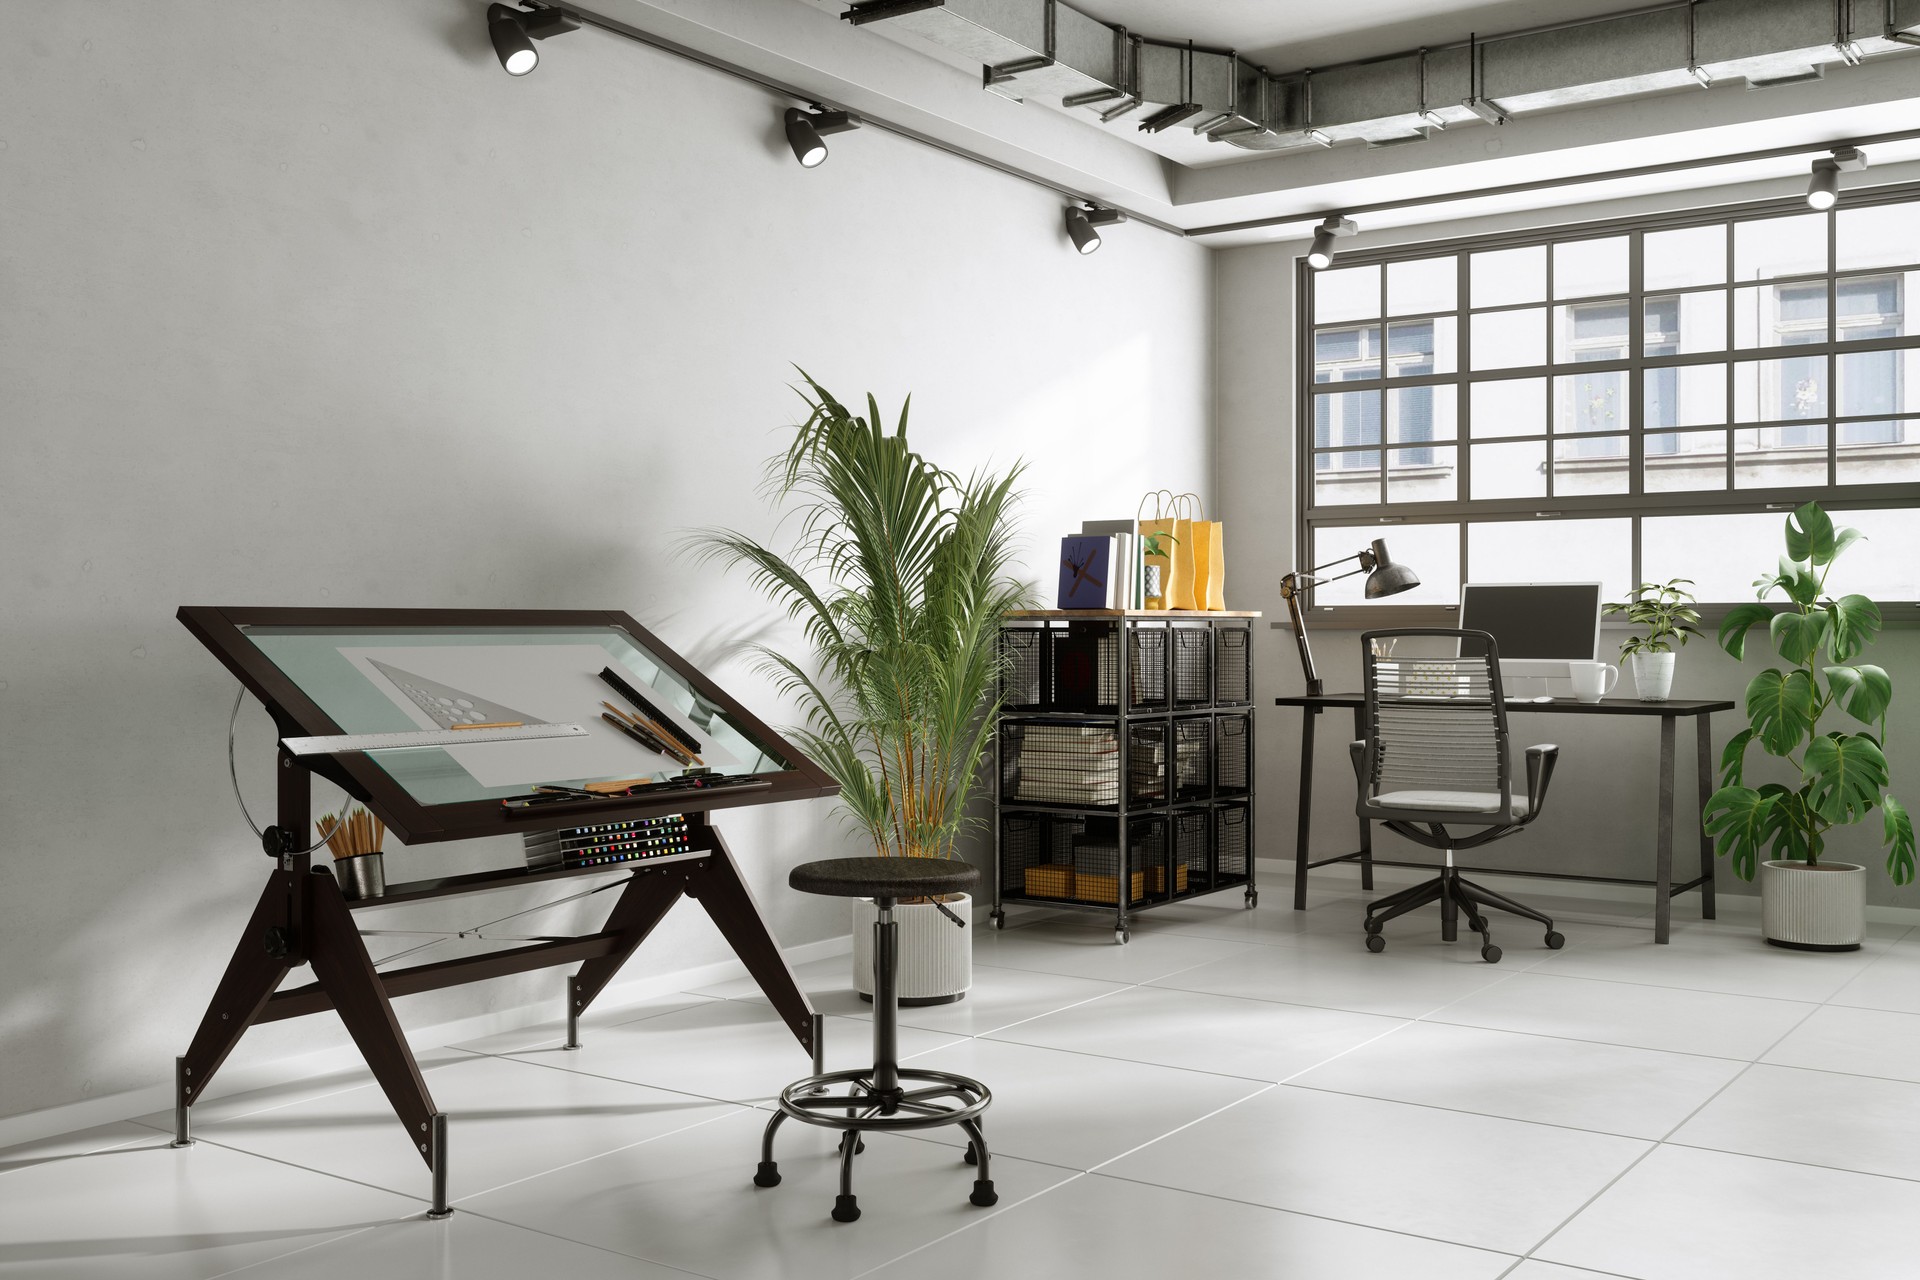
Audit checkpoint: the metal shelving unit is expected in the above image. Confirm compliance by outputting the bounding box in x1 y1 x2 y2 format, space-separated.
990 610 1260 943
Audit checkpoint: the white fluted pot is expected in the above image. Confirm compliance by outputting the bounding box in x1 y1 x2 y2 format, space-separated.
1760 860 1866 951
852 894 972 1005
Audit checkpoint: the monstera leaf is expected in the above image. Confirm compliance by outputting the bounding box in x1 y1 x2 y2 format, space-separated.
1770 610 1829 665
1784 502 1835 564
1756 783 1819 864
1705 786 1776 881
1824 664 1893 727
1719 727 1755 790
1718 603 1773 661
1826 594 1882 665
1756 557 1821 608
1804 733 1890 826
1887 797 1916 887
1746 668 1815 756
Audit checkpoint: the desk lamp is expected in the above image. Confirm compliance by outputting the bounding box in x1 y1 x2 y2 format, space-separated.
1279 538 1419 696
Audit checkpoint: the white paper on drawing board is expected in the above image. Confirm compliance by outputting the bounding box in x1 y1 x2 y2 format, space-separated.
340 645 738 787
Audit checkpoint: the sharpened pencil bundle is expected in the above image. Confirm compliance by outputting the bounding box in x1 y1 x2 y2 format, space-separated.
319 805 385 860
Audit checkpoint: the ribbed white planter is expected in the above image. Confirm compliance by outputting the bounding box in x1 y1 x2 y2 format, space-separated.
852 894 972 1005
1630 651 1675 702
1760 860 1866 951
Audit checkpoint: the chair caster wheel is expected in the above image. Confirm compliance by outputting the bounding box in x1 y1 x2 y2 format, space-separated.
1481 944 1503 963
970 1179 998 1207
831 1194 861 1223
1544 931 1565 949
964 1144 978 1166
1114 928 1130 945
1365 934 1386 953
753 1161 781 1188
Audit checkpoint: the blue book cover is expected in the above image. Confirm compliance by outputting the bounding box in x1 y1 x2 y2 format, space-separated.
1057 536 1114 610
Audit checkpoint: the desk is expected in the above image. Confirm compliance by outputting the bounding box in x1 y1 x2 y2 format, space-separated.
1272 694 1734 943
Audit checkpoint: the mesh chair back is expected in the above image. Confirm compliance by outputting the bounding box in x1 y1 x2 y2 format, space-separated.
1358 629 1513 821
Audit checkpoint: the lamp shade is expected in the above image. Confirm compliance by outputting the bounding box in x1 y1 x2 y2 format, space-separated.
1363 539 1419 598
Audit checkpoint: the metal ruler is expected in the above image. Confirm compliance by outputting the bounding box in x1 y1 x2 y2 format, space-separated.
282 723 591 755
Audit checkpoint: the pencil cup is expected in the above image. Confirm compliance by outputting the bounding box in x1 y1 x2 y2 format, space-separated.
335 852 386 900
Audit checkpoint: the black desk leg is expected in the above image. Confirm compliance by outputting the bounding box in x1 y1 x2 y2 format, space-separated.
1697 716 1717 921
1654 715 1676 944
1351 705 1373 891
1294 708 1317 911
685 827 820 1064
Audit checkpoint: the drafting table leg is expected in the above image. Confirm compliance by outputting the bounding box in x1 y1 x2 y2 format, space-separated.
1352 705 1373 891
1293 708 1317 911
1697 715 1717 921
1654 714 1677 944
176 870 298 1142
566 865 690 1045
305 871 443 1197
685 827 820 1063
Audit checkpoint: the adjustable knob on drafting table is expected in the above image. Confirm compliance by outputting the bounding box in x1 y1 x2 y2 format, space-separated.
263 926 294 960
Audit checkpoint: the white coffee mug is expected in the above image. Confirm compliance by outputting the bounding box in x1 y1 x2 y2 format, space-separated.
1568 661 1619 703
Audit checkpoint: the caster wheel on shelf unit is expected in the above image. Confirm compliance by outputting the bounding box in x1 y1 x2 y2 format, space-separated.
1245 891 1258 909
1365 934 1386 953
1481 944 1503 963
990 911 1006 931
1114 928 1131 945
1545 930 1565 949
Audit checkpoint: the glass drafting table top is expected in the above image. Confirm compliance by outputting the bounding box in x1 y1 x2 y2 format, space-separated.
178 607 837 842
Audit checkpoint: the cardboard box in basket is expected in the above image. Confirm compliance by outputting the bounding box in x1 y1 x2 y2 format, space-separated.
1021 866 1074 898
1076 871 1145 905
1144 864 1190 895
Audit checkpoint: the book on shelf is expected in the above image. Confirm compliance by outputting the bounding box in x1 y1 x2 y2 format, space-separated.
1081 519 1142 609
1057 535 1117 610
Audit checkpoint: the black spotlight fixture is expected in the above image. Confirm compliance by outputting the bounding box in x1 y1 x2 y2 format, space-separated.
784 106 861 168
1306 216 1358 270
1064 203 1126 255
488 3 580 77
1806 146 1868 210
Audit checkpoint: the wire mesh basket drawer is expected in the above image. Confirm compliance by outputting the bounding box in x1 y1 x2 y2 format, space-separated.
1173 625 1212 706
1214 625 1251 704
1001 811 1082 900
1001 720 1119 808
1068 815 1146 906
1173 717 1213 802
1000 626 1045 711
1047 621 1167 713
1172 809 1212 893
1135 814 1182 898
1127 720 1171 807
1215 712 1251 796
1214 801 1251 882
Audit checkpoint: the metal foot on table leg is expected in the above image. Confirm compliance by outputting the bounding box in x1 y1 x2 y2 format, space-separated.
427 1113 452 1219
170 1056 194 1148
564 975 582 1051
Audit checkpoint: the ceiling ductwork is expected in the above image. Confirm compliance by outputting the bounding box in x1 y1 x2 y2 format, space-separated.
838 0 1920 153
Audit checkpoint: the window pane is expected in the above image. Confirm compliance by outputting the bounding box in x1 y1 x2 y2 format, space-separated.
1839 348 1913 417
1554 300 1628 363
1468 519 1632 601
1644 363 1726 429
1555 370 1627 434
1645 291 1726 354
1470 307 1546 370
1387 256 1457 315
1315 263 1381 323
1735 213 1827 283
1553 435 1630 495
1313 325 1380 383
1312 523 1459 607
1313 450 1380 506
1387 443 1456 503
1735 426 1826 490
1471 441 1546 499
1645 508 1920 601
1734 356 1826 422
1469 377 1545 438
1314 388 1380 452
1471 246 1546 308
1645 224 1726 289
1836 273 1907 340
1387 317 1457 377
1645 430 1727 492
1837 205 1920 271
1389 384 1455 443
1837 420 1920 485
1735 283 1827 348
1554 236 1628 299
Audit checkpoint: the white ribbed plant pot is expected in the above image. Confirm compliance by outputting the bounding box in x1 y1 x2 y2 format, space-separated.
852 894 972 1005
1630 651 1675 702
1760 860 1866 951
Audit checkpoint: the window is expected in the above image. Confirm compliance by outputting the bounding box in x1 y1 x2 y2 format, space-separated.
1299 189 1920 605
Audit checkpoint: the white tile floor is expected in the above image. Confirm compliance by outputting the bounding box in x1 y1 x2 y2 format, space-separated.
3 876 1914 1279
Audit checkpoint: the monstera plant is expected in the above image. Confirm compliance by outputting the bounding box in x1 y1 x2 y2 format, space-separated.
1706 502 1912 949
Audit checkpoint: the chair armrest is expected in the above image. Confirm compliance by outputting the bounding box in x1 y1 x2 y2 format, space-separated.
1349 739 1368 788
1524 744 1560 819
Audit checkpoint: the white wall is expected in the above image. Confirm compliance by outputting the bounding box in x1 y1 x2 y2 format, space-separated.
0 0 1212 1123
1215 173 1920 909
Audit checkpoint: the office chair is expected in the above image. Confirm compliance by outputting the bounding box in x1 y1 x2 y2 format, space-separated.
1348 629 1565 963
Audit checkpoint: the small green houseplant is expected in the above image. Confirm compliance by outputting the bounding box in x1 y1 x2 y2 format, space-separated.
1705 502 1913 949
1601 579 1700 701
686 372 1030 997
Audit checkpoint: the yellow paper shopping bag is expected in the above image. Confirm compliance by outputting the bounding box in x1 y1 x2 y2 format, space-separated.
1182 495 1226 610
1137 491 1196 611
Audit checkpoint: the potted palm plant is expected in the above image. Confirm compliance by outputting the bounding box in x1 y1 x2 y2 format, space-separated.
1602 578 1699 701
687 373 1030 1003
1707 502 1913 949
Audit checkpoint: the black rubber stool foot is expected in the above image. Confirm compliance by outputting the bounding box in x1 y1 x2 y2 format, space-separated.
832 1194 861 1223
963 1144 978 1166
970 1179 998 1207
753 1161 781 1188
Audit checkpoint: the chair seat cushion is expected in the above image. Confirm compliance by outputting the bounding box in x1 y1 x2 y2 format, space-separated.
1372 790 1531 816
788 856 980 900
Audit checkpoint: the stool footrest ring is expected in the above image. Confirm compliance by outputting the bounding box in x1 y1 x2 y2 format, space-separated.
776 1067 990 1132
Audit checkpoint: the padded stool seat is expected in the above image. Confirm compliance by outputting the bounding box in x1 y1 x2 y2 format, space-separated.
789 856 979 901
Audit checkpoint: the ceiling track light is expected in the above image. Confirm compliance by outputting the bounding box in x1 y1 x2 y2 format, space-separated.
487 3 579 77
1064 204 1126 255
1806 145 1869 209
1305 216 1358 270
784 105 861 168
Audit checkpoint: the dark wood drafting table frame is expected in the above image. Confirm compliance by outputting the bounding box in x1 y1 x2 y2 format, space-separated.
1273 694 1735 944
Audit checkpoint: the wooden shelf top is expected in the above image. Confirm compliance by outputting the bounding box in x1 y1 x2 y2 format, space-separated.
1007 609 1262 619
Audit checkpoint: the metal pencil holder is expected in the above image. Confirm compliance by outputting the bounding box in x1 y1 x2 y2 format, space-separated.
335 852 386 900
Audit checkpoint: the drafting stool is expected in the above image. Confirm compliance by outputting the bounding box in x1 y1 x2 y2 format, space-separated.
753 856 996 1222
1349 629 1566 964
